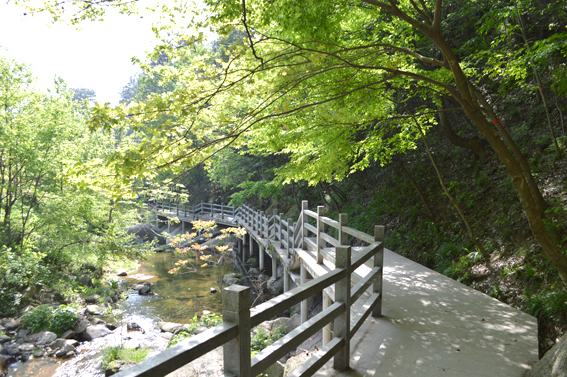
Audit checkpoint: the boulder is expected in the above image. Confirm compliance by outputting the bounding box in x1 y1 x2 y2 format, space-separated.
223 273 240 286
260 361 285 377
0 336 11 344
66 339 80 347
133 282 153 295
23 285 37 299
526 333 567 377
38 331 57 345
4 319 20 331
125 224 166 245
285 352 311 376
16 329 29 339
82 325 111 341
259 314 301 333
33 349 44 358
60 330 75 339
90 318 106 325
86 305 103 315
17 343 34 353
105 360 136 376
48 338 66 349
122 339 140 349
84 294 101 304
79 274 94 288
157 322 184 333
74 318 88 334
210 287 218 294
249 268 260 276
116 270 128 277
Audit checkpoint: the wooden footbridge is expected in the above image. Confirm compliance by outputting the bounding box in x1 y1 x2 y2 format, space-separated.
116 200 538 377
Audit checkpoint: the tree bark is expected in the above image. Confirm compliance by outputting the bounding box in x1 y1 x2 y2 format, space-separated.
437 100 483 159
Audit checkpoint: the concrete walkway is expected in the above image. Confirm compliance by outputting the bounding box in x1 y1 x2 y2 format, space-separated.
315 249 539 377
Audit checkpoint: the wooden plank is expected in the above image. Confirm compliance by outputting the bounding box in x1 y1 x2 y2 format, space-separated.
112 323 237 377
320 216 339 229
250 269 346 327
304 209 317 219
251 302 344 375
342 226 374 244
351 267 381 303
303 222 317 235
351 242 382 271
304 237 316 251
320 232 339 247
350 292 381 337
288 337 345 377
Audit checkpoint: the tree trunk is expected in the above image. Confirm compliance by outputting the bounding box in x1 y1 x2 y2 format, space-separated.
437 100 484 159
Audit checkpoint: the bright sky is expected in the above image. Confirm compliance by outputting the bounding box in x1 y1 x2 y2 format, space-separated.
0 2 160 104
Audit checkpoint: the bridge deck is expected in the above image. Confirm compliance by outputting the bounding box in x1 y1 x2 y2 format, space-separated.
314 249 538 377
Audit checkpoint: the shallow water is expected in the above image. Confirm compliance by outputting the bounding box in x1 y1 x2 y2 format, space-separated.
7 252 234 377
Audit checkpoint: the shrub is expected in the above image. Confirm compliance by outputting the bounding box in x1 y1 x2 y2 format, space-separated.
21 305 54 334
49 305 79 336
167 313 223 348
251 325 287 357
21 305 79 336
101 345 149 368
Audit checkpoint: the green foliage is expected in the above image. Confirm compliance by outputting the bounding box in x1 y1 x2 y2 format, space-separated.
21 306 54 334
524 289 567 322
21 305 79 336
167 314 223 348
101 345 150 368
251 325 287 357
49 306 80 336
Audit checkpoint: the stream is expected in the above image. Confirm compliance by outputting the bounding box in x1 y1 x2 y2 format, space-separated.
6 252 235 377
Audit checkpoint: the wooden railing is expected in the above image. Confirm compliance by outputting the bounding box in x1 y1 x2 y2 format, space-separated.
127 200 384 377
115 244 383 377
151 200 236 221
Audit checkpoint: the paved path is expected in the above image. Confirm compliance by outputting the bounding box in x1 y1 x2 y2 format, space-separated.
315 249 538 377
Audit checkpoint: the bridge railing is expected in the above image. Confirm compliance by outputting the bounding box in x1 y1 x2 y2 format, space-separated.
151 200 236 221
114 239 383 377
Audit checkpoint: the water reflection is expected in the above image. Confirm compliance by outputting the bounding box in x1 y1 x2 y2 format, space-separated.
7 252 234 377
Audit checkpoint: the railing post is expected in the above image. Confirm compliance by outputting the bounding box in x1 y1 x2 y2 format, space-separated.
338 213 348 245
373 225 385 318
271 208 277 239
248 235 253 263
283 267 289 293
272 252 278 279
176 201 179 216
260 211 265 237
242 234 247 262
221 203 224 220
223 285 251 376
300 263 308 324
287 218 293 257
184 202 187 218
210 202 213 217
334 246 351 371
316 206 324 264
279 213 284 242
259 245 265 271
323 292 332 346
182 220 185 234
301 200 308 249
